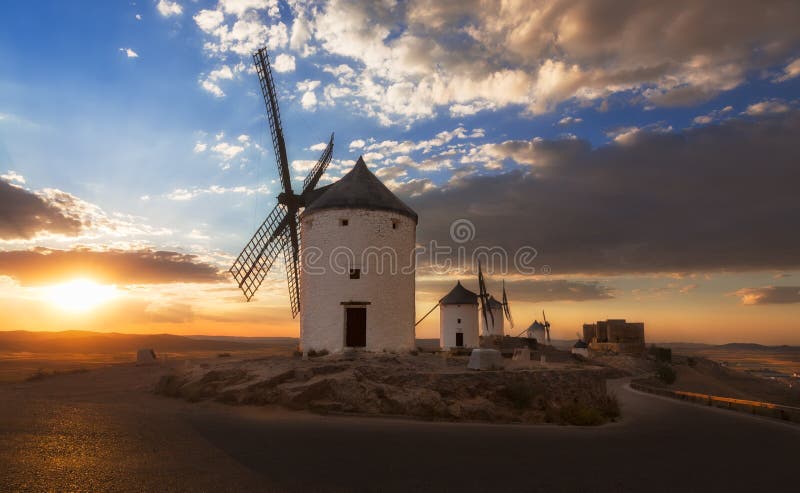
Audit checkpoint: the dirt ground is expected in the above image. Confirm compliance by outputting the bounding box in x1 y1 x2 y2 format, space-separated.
1 363 798 492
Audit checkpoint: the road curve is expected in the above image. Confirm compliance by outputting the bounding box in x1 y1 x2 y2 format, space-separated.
1 367 797 492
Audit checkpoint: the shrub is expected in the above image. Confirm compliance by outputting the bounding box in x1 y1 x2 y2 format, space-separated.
687 357 697 367
558 403 605 426
656 364 677 384
503 381 537 409
555 393 620 426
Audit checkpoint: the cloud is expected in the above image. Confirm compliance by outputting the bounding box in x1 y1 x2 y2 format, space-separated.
558 116 583 126
156 0 183 17
0 178 171 241
212 142 245 161
119 48 139 58
774 57 800 82
308 142 328 152
199 64 238 98
693 105 734 125
419 278 614 302
194 9 224 31
735 286 800 305
193 142 208 153
300 90 318 110
744 99 792 116
135 14 142 21
1 171 25 184
348 139 366 150
407 110 800 275
200 80 225 97
0 247 223 286
165 184 268 201
267 0 800 125
0 178 82 240
219 0 278 17
193 3 287 56
273 53 296 72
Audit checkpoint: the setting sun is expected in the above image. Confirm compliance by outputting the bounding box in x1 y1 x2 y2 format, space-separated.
44 279 119 312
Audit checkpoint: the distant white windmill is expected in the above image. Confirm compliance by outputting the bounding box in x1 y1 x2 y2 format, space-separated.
414 265 514 351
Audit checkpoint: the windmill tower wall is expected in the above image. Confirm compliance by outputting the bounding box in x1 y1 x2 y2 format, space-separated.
480 306 505 336
299 208 416 353
439 304 479 349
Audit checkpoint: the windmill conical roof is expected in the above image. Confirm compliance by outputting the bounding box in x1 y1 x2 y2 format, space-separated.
528 320 545 330
439 281 478 305
304 156 418 222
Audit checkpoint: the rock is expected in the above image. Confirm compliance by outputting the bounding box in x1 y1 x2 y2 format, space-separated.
467 349 504 370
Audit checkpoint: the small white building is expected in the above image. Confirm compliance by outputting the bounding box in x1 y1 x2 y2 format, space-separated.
439 281 479 349
479 295 505 337
299 157 417 353
527 320 548 345
572 340 589 358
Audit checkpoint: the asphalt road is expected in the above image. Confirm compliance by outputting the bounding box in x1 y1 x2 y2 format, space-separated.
1 366 798 492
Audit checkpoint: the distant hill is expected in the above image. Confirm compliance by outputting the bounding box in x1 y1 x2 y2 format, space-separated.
0 330 285 354
662 342 800 352
186 335 298 345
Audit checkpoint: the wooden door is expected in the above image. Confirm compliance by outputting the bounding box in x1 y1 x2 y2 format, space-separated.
345 307 367 347
455 332 464 347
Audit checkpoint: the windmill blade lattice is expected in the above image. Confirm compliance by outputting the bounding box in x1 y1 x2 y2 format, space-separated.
253 48 292 195
230 46 335 316
477 261 494 333
230 203 289 301
303 134 334 194
281 214 301 317
502 280 513 328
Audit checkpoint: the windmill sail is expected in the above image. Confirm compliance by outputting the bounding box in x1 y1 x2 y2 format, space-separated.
230 203 289 300
303 134 334 194
230 46 334 316
282 211 302 316
253 47 292 195
502 280 513 328
477 261 494 334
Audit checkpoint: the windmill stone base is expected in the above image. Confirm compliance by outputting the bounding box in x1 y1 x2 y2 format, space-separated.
467 348 504 370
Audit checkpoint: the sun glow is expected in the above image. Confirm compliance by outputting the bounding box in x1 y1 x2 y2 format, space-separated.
44 279 119 312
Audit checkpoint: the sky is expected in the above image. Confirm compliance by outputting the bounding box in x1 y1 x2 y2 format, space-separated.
1 0 799 344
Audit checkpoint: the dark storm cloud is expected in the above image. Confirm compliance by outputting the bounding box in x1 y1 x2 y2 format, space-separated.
0 248 224 285
408 111 800 275
0 179 82 239
418 278 614 302
735 286 800 305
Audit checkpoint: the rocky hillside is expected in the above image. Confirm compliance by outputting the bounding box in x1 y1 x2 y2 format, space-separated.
156 353 623 425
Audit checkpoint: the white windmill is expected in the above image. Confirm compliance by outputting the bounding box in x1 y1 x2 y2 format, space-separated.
478 277 514 338
521 311 551 346
230 47 418 353
437 281 479 350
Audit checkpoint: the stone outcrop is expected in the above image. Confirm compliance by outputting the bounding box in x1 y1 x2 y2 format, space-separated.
155 354 622 425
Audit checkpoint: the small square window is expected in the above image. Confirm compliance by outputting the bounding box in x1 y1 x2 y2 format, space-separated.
340 219 349 226
349 268 361 279
391 220 398 229
457 318 461 324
